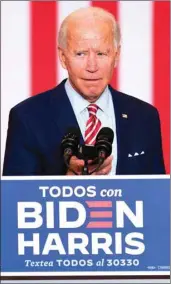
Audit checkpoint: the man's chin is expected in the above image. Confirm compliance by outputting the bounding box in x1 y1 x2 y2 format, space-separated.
81 91 101 102
70 81 103 101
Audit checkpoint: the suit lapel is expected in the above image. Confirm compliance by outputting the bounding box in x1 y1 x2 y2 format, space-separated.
109 86 129 174
50 80 84 144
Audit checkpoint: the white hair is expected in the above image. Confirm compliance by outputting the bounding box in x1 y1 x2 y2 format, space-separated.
58 7 121 49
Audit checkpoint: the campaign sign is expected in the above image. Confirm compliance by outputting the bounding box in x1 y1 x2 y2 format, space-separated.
1 176 170 277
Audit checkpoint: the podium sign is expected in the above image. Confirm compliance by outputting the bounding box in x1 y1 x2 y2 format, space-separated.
1 176 170 277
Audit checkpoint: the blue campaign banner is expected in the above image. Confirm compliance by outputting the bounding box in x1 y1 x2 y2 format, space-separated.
1 176 170 276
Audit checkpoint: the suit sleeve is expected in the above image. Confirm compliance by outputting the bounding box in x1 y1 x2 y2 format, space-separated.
150 108 166 174
3 108 42 175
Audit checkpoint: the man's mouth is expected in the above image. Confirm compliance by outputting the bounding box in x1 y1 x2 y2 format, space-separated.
83 78 101 81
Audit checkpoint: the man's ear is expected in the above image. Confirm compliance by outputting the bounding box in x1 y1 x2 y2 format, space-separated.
114 45 121 68
58 47 67 70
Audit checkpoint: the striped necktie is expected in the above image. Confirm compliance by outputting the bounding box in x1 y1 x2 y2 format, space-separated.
84 104 101 145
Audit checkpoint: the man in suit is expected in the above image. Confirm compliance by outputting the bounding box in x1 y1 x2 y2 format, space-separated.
3 7 165 176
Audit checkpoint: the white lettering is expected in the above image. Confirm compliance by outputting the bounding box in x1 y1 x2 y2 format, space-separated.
18 233 39 255
46 202 54 228
42 233 66 255
68 233 89 254
92 233 113 254
59 202 86 228
116 201 143 228
18 202 43 228
125 232 145 255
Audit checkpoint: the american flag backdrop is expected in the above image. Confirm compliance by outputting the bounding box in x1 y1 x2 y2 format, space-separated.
1 1 170 173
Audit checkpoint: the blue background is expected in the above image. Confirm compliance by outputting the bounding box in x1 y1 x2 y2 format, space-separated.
1 178 170 273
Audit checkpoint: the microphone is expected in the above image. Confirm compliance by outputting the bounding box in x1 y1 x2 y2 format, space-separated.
95 127 114 163
61 127 81 164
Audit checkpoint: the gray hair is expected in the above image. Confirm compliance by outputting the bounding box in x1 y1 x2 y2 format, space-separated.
58 7 121 50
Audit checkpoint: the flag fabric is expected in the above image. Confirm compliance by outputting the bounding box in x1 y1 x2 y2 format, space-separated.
1 1 170 173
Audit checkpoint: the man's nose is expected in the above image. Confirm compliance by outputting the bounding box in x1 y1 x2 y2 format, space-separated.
86 53 99 73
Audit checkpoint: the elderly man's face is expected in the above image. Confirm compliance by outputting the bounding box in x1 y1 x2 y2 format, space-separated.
59 19 120 102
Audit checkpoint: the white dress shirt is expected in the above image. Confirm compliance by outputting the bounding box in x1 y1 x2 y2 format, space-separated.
65 79 118 174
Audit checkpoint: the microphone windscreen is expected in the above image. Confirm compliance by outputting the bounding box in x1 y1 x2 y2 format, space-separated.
61 127 81 156
96 127 114 144
65 127 81 141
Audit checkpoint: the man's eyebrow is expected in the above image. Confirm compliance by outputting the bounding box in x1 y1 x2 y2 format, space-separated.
95 48 110 53
73 48 111 54
74 50 88 53
101 48 110 53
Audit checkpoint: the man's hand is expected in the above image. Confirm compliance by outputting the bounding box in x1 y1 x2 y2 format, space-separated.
88 155 113 175
66 155 113 175
66 156 85 175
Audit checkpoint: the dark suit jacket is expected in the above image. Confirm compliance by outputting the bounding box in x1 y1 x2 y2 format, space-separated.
3 79 165 175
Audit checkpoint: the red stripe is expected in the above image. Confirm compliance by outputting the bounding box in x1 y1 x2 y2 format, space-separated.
85 117 95 136
91 1 119 89
90 211 113 218
86 201 112 208
153 1 170 173
30 1 57 96
87 221 113 228
85 118 101 145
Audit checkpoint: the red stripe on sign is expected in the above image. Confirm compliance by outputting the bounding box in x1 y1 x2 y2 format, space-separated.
30 1 57 96
90 211 113 218
86 201 112 208
91 1 119 89
153 1 170 173
87 221 113 228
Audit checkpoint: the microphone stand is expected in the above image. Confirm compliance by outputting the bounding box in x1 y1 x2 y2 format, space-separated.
82 158 89 175
89 158 104 175
82 151 106 175
64 151 106 176
89 152 106 175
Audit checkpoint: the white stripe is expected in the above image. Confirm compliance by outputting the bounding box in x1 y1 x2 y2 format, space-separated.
1 175 169 180
88 105 98 110
57 1 91 83
86 120 93 130
88 121 101 145
85 118 99 142
85 118 98 141
118 1 153 104
1 1 30 173
88 134 97 146
89 110 96 115
1 271 169 276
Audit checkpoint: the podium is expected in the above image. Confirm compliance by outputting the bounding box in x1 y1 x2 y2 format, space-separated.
1 175 170 283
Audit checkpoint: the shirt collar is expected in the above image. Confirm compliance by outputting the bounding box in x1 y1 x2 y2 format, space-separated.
65 79 110 114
